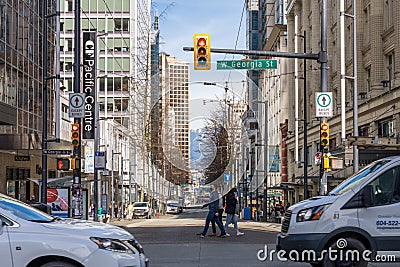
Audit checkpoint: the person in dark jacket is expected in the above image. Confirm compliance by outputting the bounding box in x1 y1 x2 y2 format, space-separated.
209 186 224 236
224 188 244 236
199 185 227 238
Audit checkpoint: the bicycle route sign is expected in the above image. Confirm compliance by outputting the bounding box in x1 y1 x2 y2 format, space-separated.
69 93 85 118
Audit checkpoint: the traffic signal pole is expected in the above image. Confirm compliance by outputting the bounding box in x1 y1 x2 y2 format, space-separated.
73 0 82 218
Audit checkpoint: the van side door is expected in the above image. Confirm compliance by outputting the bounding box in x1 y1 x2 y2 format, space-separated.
358 165 400 251
0 216 14 267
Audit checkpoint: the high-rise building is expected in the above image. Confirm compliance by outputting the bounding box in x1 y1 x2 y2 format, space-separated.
0 0 58 200
59 0 153 202
158 53 190 185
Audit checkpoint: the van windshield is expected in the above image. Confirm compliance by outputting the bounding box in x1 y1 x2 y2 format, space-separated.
133 202 148 207
329 160 390 196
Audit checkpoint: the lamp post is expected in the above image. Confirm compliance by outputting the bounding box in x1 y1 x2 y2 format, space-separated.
254 100 268 222
111 151 121 220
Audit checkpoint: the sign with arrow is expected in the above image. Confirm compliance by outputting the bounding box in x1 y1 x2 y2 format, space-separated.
315 92 333 117
69 93 85 118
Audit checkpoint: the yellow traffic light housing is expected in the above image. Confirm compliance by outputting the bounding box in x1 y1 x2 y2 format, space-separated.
71 123 80 147
320 122 329 148
194 34 211 70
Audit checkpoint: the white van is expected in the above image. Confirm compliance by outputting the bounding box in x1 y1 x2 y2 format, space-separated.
0 193 149 267
166 200 180 214
277 156 400 266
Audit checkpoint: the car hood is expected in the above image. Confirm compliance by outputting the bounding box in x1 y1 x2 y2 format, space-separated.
289 195 338 213
40 219 133 240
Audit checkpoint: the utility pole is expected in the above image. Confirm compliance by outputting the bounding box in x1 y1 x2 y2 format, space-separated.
71 0 82 218
263 101 268 222
319 0 329 195
41 0 48 204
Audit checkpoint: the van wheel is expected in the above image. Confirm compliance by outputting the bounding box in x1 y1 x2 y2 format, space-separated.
40 262 77 267
323 237 368 267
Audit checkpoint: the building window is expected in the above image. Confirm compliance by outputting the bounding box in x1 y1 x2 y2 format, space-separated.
359 125 369 137
384 0 394 29
307 146 312 167
366 67 371 94
378 119 394 137
364 5 370 45
385 53 394 82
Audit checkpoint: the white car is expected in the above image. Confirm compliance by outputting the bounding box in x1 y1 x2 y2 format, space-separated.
0 193 149 267
132 202 151 219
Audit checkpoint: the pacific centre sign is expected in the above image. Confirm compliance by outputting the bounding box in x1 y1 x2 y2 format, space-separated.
82 32 96 139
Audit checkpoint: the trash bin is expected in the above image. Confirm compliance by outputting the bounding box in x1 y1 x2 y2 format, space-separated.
243 207 251 220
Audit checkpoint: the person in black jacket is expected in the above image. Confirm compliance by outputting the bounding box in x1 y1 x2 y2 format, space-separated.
199 185 227 238
224 188 244 236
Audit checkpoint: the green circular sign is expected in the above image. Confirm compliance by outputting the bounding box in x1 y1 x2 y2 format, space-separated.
317 93 332 107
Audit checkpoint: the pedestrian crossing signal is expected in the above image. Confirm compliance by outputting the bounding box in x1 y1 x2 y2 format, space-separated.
57 158 70 171
194 34 211 70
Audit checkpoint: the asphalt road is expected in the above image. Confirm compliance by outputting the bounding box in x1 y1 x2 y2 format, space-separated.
112 209 398 267
112 209 308 267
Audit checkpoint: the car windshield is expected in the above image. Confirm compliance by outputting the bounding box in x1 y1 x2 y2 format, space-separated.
0 194 54 222
133 202 148 207
167 203 178 207
329 160 390 196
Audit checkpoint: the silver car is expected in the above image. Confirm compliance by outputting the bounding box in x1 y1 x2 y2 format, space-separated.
0 193 149 267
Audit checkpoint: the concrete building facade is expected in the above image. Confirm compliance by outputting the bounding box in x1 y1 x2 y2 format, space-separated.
284 0 400 204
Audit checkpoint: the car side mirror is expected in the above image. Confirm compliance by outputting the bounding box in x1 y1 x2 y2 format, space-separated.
342 184 374 209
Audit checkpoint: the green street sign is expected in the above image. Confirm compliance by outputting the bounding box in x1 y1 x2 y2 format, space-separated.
217 59 277 70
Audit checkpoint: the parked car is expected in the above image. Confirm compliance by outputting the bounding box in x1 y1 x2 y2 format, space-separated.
0 193 149 267
133 202 151 219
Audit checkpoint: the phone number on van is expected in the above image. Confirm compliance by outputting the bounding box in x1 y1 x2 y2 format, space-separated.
376 220 400 226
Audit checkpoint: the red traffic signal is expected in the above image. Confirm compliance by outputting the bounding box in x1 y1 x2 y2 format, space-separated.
194 34 210 70
71 123 80 147
57 158 70 171
320 122 330 147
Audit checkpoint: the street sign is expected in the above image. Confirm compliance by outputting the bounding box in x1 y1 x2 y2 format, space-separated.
224 174 232 182
315 152 322 165
43 149 72 155
316 92 333 117
69 93 85 118
217 59 277 70
94 151 106 169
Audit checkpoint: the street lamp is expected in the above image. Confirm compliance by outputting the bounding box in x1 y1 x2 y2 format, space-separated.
253 100 268 222
111 151 121 220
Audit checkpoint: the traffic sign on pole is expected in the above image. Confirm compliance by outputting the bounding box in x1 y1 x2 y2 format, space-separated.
69 93 85 118
316 92 333 117
217 59 277 70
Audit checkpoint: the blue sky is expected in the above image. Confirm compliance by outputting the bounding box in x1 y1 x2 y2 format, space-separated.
152 1 249 129
152 1 247 84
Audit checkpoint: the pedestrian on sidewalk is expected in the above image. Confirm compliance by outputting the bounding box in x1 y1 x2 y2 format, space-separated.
209 185 224 236
198 184 227 238
224 188 244 236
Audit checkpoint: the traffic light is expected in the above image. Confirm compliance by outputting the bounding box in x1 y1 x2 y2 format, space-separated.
194 34 211 70
71 123 80 147
320 122 330 147
57 158 70 171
